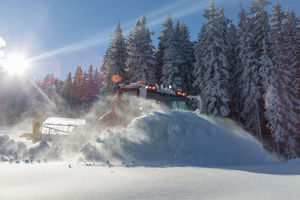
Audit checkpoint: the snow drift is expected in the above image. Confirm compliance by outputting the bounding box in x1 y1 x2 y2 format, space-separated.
0 110 276 166
81 111 276 166
0 135 59 162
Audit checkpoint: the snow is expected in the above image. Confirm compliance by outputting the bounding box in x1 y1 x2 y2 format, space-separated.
1 110 275 165
0 110 299 199
81 111 275 166
1 161 300 200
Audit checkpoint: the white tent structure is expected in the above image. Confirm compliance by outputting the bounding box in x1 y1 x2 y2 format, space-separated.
41 117 86 135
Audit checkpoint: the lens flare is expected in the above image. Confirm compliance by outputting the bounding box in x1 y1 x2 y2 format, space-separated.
2 53 29 75
265 86 271 110
112 74 121 83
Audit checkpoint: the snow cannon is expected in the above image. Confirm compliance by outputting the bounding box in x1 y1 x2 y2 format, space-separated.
99 82 202 129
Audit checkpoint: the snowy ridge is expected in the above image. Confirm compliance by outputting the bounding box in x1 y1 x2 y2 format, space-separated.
81 111 277 166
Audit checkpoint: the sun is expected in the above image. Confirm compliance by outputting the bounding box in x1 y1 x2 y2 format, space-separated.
1 53 30 75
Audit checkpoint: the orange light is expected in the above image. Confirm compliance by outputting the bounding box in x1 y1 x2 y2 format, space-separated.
112 74 121 83
138 81 142 84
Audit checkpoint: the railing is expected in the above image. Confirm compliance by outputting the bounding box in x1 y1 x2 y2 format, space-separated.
43 123 77 134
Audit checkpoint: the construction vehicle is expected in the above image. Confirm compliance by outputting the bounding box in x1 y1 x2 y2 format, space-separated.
99 82 201 128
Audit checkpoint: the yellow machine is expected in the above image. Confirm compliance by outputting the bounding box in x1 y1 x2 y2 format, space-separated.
20 116 43 143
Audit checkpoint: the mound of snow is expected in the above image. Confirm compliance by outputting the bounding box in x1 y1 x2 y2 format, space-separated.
0 135 57 162
81 111 276 166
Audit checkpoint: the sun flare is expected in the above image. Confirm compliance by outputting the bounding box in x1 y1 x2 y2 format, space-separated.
1 53 30 75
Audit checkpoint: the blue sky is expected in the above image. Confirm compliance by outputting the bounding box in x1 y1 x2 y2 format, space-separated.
0 0 298 80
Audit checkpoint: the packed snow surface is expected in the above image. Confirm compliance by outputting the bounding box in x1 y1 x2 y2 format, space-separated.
1 111 275 166
1 160 300 200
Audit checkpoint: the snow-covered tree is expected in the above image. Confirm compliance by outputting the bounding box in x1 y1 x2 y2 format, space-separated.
156 15 173 85
125 16 156 84
160 20 188 91
102 22 127 92
282 9 299 155
193 24 208 97
231 5 249 123
177 23 195 93
193 1 231 117
264 3 299 158
227 23 240 120
293 13 300 136
239 0 272 141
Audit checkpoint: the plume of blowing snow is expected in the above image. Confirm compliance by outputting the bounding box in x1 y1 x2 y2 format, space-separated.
1 97 277 166
81 110 277 166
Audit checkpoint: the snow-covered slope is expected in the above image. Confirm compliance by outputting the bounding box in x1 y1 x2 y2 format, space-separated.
81 111 276 166
1 160 300 200
1 110 296 200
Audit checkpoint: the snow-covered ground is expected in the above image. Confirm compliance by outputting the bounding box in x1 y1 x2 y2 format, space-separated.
1 110 299 199
1 161 300 200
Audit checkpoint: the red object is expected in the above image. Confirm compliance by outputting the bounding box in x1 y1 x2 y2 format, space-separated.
176 90 187 97
112 74 121 83
99 89 121 128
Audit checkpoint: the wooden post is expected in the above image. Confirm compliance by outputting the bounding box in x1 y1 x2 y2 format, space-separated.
32 115 43 141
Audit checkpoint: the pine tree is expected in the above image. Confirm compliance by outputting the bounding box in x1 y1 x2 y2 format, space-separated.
281 9 299 156
99 60 107 91
234 5 256 124
63 72 73 97
94 67 101 94
102 22 127 92
125 16 156 84
83 70 88 99
194 1 231 117
37 73 57 86
178 23 195 94
240 0 272 141
294 13 300 136
73 66 85 100
227 23 240 120
193 24 208 98
156 15 173 85
161 21 186 91
86 65 96 98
